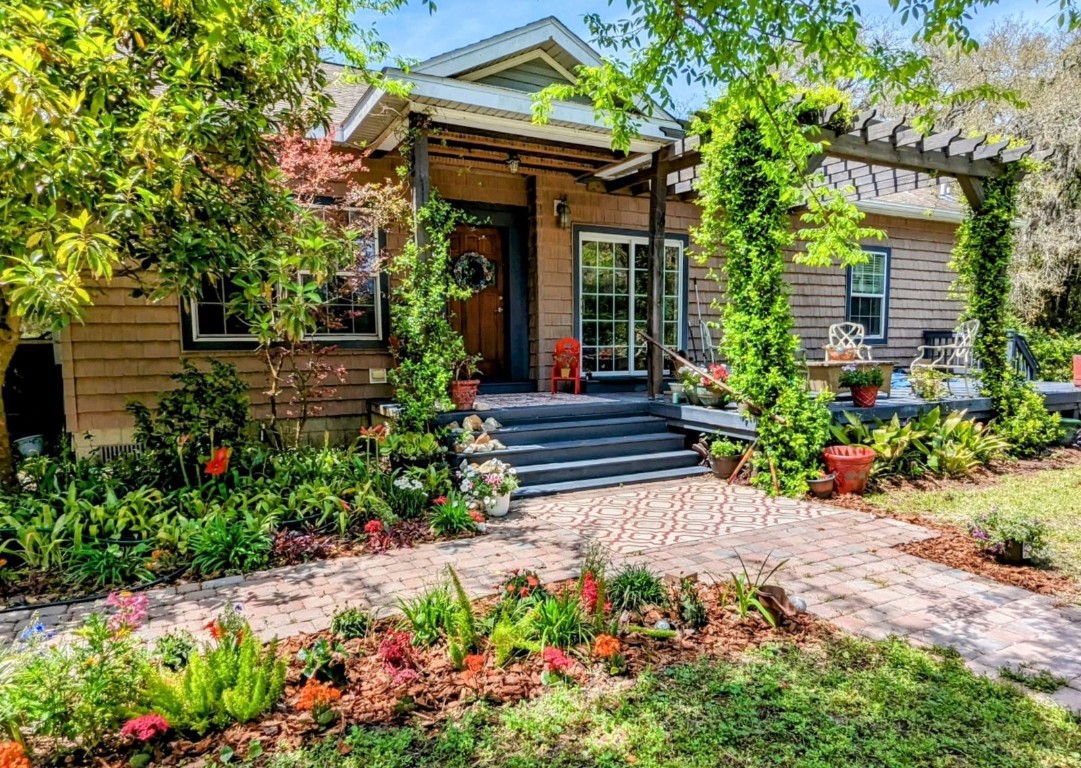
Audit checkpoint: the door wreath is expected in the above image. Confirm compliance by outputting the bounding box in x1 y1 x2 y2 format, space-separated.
452 251 496 291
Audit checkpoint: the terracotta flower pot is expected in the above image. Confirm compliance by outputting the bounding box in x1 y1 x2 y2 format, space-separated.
1073 355 1081 387
850 384 879 408
560 367 571 378
807 474 835 499
449 379 480 411
823 445 876 495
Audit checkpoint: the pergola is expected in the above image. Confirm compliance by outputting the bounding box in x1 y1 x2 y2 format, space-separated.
577 108 1053 398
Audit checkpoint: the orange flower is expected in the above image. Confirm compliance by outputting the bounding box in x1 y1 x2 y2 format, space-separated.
204 446 231 476
296 678 342 712
526 575 539 587
464 654 485 674
360 424 389 443
0 741 30 768
593 634 622 660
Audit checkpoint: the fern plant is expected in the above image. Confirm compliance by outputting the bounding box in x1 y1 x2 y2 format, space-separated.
490 604 541 666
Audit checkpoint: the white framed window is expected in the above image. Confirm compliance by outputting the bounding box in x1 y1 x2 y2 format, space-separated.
577 230 684 376
187 230 383 346
846 247 890 340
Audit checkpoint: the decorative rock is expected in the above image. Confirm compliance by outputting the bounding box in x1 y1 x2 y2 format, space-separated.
654 619 672 631
474 432 491 447
462 446 475 454
482 417 503 431
489 439 506 450
790 596 807 615
447 421 461 432
462 415 484 432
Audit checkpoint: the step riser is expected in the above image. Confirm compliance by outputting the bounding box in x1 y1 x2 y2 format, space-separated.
439 400 649 426
516 452 701 485
477 435 685 467
490 419 668 446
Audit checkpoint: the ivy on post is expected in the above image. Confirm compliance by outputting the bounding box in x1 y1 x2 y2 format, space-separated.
409 113 432 253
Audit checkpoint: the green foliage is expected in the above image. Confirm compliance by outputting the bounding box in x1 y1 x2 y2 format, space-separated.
330 606 372 640
970 507 1049 559
530 591 592 650
1023 326 1081 382
608 564 667 613
445 566 478 667
397 585 456 648
832 407 1010 479
908 368 952 400
127 360 252 486
1 612 149 750
838 365 884 388
429 495 477 537
707 437 745 459
999 663 1068 693
730 553 788 628
149 622 286 735
189 512 274 577
297 637 348 685
387 194 475 432
992 384 1064 457
673 577 709 629
489 603 541 667
154 630 198 672
68 542 154 590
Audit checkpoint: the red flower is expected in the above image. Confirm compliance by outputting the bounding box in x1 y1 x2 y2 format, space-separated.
519 586 530 598
469 510 485 523
526 575 539 587
204 447 231 476
542 646 573 674
581 572 599 613
120 714 170 743
464 653 485 674
364 520 384 535
432 496 449 506
204 619 223 640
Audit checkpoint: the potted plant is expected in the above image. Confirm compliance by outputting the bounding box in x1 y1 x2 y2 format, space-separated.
707 437 745 479
970 507 1048 565
806 470 835 499
696 363 730 409
554 347 578 380
382 431 446 470
839 364 884 408
448 346 483 411
459 458 519 517
822 444 876 495
676 366 701 405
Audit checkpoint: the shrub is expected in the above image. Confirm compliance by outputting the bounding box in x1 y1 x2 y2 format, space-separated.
154 630 198 671
330 606 372 640
68 542 154 589
708 438 745 459
429 494 477 537
608 564 667 613
397 585 456 647
490 603 540 666
1023 326 1081 382
992 384 1064 457
908 368 951 400
190 512 274 577
970 507 1049 560
148 616 286 735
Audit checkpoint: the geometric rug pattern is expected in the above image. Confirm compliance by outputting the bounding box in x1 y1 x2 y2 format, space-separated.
519 476 844 554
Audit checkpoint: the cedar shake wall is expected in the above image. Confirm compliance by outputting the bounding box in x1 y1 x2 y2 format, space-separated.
58 152 960 450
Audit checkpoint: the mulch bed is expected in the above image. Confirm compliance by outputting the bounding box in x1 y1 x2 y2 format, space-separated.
122 581 828 768
828 449 1081 601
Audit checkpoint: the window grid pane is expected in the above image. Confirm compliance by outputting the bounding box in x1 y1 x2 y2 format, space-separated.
847 250 887 338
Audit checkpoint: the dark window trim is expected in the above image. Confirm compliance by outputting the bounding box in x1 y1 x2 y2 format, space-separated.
845 245 891 345
572 225 690 377
180 233 390 352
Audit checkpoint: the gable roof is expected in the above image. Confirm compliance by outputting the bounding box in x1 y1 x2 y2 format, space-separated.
334 17 683 155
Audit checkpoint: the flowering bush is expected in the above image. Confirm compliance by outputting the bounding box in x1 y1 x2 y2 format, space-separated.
702 362 730 392
296 679 341 725
377 630 420 686
120 713 170 743
105 591 149 637
542 647 573 675
459 459 519 508
498 569 547 604
970 507 1048 560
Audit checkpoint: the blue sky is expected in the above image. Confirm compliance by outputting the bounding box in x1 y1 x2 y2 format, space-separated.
352 0 1053 114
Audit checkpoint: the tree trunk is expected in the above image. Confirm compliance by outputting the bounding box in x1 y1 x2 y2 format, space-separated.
0 312 23 491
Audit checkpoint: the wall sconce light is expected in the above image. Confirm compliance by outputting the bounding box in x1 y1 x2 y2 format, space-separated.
505 154 521 174
555 196 570 229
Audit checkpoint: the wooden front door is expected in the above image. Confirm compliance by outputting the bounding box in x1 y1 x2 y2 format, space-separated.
449 226 507 379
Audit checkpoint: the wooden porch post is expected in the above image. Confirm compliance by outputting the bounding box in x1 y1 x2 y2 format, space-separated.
646 148 668 399
410 113 431 251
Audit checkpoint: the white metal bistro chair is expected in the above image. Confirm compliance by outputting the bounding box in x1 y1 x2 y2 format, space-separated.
825 322 873 361
910 319 981 396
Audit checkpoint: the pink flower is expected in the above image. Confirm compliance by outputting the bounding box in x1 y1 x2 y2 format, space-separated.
581 572 599 613
105 592 149 636
543 646 573 674
120 713 170 742
364 520 384 535
469 510 485 523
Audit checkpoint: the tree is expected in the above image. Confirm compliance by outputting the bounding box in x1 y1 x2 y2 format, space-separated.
921 21 1081 331
0 0 416 484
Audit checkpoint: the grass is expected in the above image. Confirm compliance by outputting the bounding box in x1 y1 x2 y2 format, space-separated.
863 463 1081 581
1000 663 1071 694
263 637 1081 768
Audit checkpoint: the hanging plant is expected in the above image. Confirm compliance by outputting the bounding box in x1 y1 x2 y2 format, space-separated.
452 251 496 292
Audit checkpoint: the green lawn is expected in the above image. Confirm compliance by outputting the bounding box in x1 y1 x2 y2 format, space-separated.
263 637 1081 768
863 464 1081 581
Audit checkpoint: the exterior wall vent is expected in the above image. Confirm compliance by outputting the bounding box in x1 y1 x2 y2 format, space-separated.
95 443 141 463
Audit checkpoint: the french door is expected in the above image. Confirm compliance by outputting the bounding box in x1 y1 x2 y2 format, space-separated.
578 232 683 375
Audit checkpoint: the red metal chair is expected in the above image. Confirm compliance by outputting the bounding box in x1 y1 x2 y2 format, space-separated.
550 337 582 395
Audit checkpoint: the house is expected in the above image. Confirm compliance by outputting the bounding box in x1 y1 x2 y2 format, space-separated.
25 17 977 457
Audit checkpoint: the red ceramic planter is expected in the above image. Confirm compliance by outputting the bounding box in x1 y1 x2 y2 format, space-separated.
823 445 876 495
1073 355 1081 388
449 379 480 411
850 384 879 408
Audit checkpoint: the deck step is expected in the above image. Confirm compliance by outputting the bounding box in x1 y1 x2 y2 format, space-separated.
438 399 648 427
514 465 711 499
476 431 685 466
513 450 702 486
482 415 669 445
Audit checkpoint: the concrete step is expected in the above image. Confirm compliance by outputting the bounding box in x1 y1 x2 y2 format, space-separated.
438 399 648 427
481 415 669 446
476 432 686 467
514 450 702 486
514 465 711 499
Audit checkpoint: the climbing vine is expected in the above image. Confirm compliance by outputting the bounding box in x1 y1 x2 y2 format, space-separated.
951 171 1063 455
692 95 872 495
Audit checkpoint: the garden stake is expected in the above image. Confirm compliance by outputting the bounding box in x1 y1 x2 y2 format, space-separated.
729 439 758 485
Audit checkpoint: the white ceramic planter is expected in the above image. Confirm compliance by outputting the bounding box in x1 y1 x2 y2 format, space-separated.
488 493 511 517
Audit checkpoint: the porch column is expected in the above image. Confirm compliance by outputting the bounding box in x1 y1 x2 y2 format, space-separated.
410 112 431 251
646 148 668 399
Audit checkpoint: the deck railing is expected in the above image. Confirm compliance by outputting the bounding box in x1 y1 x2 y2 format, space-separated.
919 329 1040 381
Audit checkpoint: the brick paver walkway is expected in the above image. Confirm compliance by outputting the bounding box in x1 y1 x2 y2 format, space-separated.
5 478 1081 710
